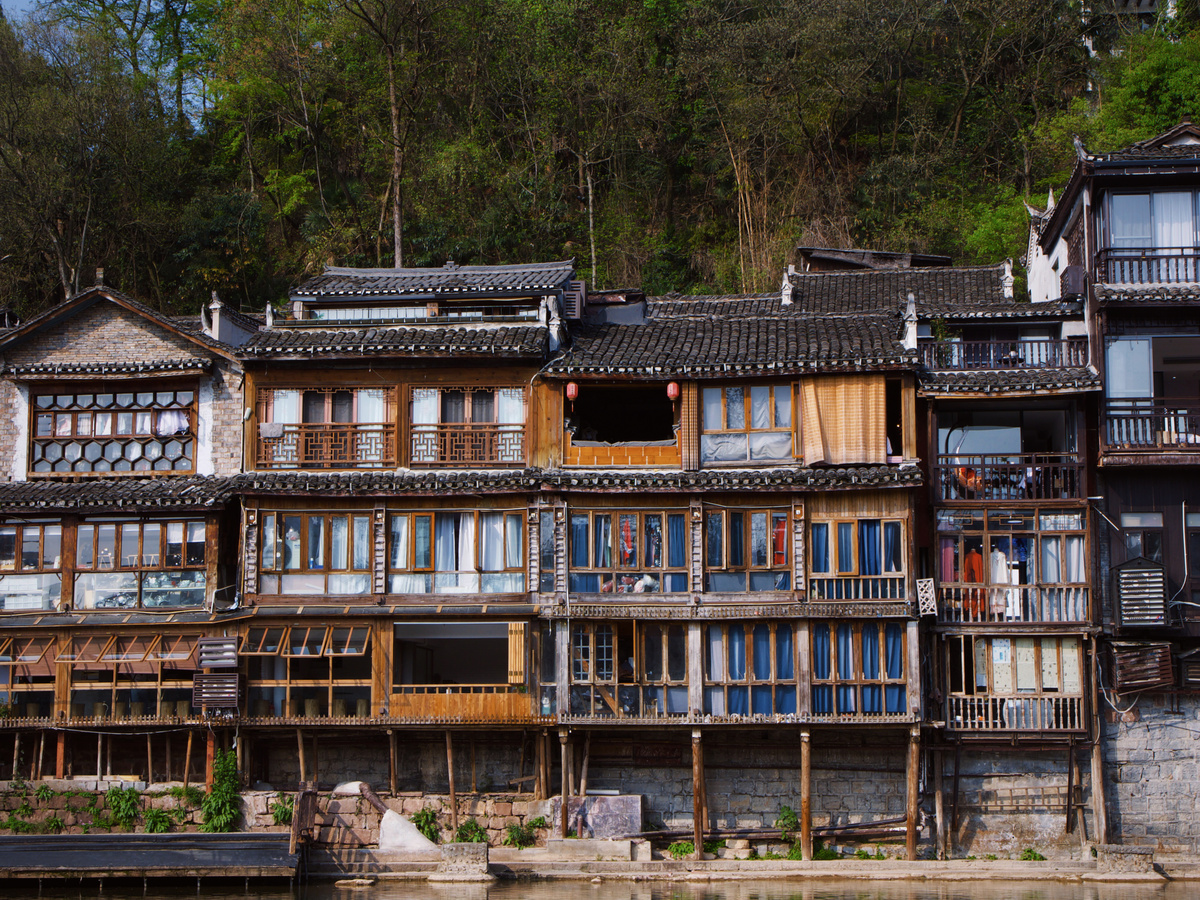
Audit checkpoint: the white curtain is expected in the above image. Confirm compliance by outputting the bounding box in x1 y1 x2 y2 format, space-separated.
505 514 523 568
353 516 371 570
1154 192 1193 250
497 389 525 424
702 388 722 430
331 516 349 570
272 390 300 424
750 386 770 429
388 516 428 593
480 513 504 571
411 389 438 424
435 513 477 593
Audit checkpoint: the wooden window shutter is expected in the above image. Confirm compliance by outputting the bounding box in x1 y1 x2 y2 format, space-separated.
508 622 526 684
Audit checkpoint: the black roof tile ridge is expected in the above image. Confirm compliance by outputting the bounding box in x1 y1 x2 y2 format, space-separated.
319 260 574 276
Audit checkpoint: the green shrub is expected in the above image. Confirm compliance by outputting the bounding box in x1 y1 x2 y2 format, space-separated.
502 823 536 849
200 749 240 833
143 808 172 833
667 840 694 859
454 817 488 844
35 784 54 803
812 838 840 860
787 842 804 861
167 785 203 807
703 839 725 854
527 815 547 829
411 807 439 843
106 785 141 830
776 804 799 841
1020 848 1045 861
269 795 294 826
42 815 64 834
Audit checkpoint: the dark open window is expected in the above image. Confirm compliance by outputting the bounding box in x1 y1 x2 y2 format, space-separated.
568 386 674 443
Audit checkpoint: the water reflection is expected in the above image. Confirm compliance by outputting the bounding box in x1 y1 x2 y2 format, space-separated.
4 882 1189 900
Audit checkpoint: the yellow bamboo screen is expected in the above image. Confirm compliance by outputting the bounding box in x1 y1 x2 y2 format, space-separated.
800 375 886 465
508 622 526 684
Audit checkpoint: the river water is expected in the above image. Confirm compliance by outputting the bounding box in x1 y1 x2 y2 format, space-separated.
4 881 1196 900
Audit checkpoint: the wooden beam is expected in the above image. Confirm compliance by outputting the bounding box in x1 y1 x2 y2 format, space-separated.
800 729 812 860
388 730 397 795
147 734 154 785
578 733 591 798
1065 740 1075 835
906 726 920 861
55 732 65 780
471 740 477 794
296 729 307 788
183 731 193 790
446 731 458 831
1089 642 1108 844
34 730 44 781
934 749 946 860
11 733 19 782
559 730 569 838
311 733 319 788
691 729 703 860
95 733 101 780
165 735 172 783
205 730 216 789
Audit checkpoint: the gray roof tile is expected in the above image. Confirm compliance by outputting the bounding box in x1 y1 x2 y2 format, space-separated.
241 324 548 358
293 261 576 299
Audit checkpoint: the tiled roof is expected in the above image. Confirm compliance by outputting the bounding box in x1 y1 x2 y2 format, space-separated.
0 476 238 512
241 324 548 358
233 466 920 495
3 359 210 377
293 261 576 299
919 367 1102 395
785 265 1010 315
1095 283 1200 304
1093 143 1200 164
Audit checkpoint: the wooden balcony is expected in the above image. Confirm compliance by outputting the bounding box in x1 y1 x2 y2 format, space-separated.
410 423 526 467
934 453 1083 502
937 584 1089 625
1104 399 1200 451
946 694 1085 733
256 423 397 469
1095 247 1200 286
919 338 1088 370
388 685 538 722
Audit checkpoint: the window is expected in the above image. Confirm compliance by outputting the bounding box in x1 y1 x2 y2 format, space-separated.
936 509 1087 622
74 519 206 609
410 386 526 466
701 385 793 464
569 510 688 593
388 510 525 594
0 636 55 718
259 512 372 596
1102 191 1200 283
31 387 195 475
539 510 556 592
568 621 686 718
256 387 395 469
61 633 200 720
0 521 62 612
242 624 372 718
567 385 675 443
946 635 1084 731
810 519 904 599
704 622 797 716
1122 512 1164 563
704 508 790 591
811 622 907 716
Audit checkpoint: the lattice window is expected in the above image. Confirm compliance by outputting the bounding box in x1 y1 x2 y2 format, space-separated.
701 384 794 464
704 622 798 716
387 510 525 594
258 511 373 596
256 387 396 469
409 386 526 467
31 386 195 476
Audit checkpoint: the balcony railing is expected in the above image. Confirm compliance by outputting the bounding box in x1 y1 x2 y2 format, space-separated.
1095 247 1200 285
937 584 1089 624
1104 399 1200 450
256 423 397 469
947 694 1085 733
410 423 526 467
809 575 906 601
919 339 1088 371
934 453 1083 502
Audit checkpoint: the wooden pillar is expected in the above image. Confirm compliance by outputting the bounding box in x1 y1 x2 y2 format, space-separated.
800 729 811 860
387 730 397 795
311 733 319 788
295 729 307 787
106 734 112 777
471 741 477 793
446 731 458 831
1091 739 1107 845
559 730 569 838
578 733 591 798
934 749 946 860
34 730 45 780
95 733 102 780
165 735 172 783
11 733 19 781
691 729 703 860
55 732 66 779
1072 748 1088 847
146 734 154 784
906 726 920 861
183 731 194 790
205 730 216 789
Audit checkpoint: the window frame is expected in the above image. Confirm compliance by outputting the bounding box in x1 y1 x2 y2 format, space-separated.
0 520 64 613
703 621 800 717
240 622 373 718
386 509 527 595
408 385 528 468
700 383 795 465
73 517 207 610
703 507 791 592
258 511 374 596
810 621 907 717
567 508 689 594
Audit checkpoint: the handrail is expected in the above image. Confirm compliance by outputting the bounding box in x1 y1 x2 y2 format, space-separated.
919 338 1087 370
1104 398 1200 450
933 453 1083 501
256 422 396 469
1095 246 1200 285
410 422 526 467
937 584 1089 624
946 694 1085 732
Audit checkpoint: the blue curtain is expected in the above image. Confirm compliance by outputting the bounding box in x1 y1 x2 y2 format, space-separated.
667 514 686 568
570 515 588 567
859 520 881 576
752 685 773 715
729 513 745 567
812 624 832 714
728 627 746 680
776 625 793 680
728 686 749 716
836 624 856 712
811 523 829 573
884 522 902 572
885 623 906 713
775 685 797 714
861 623 881 713
753 624 771 680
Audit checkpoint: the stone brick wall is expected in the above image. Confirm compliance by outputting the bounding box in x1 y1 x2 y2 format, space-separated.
1102 693 1200 855
0 302 245 478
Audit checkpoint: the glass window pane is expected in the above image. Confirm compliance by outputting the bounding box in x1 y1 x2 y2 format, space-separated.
142 523 161 566
725 387 745 430
331 516 349 570
1110 194 1151 248
774 386 791 428
729 513 744 568
43 526 61 569
77 525 94 568
353 516 371 570
811 522 829 573
308 517 324 569
413 516 431 569
706 513 723 568
618 514 637 567
186 522 205 566
390 515 409 569
262 515 276 570
749 386 770 429
702 388 723 431
166 522 184 566
751 512 767 567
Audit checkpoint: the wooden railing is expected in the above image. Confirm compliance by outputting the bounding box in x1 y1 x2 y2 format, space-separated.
1095 247 1200 285
256 423 397 468
410 423 526 467
919 338 1088 370
389 684 537 721
937 585 1089 624
809 575 906 601
933 453 1083 501
947 694 1085 733
1104 399 1200 450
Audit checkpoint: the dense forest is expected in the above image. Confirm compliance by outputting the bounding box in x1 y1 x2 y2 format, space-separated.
0 1 1199 316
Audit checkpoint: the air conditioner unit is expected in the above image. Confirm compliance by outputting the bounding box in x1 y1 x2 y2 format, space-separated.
1061 265 1087 300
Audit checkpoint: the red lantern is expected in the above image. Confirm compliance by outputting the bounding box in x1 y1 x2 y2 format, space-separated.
566 382 578 401
666 382 680 400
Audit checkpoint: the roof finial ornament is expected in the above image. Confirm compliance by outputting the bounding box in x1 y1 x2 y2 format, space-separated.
265 300 275 328
1002 259 1015 299
1073 135 1087 160
95 268 104 286
780 270 793 306
902 292 917 351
